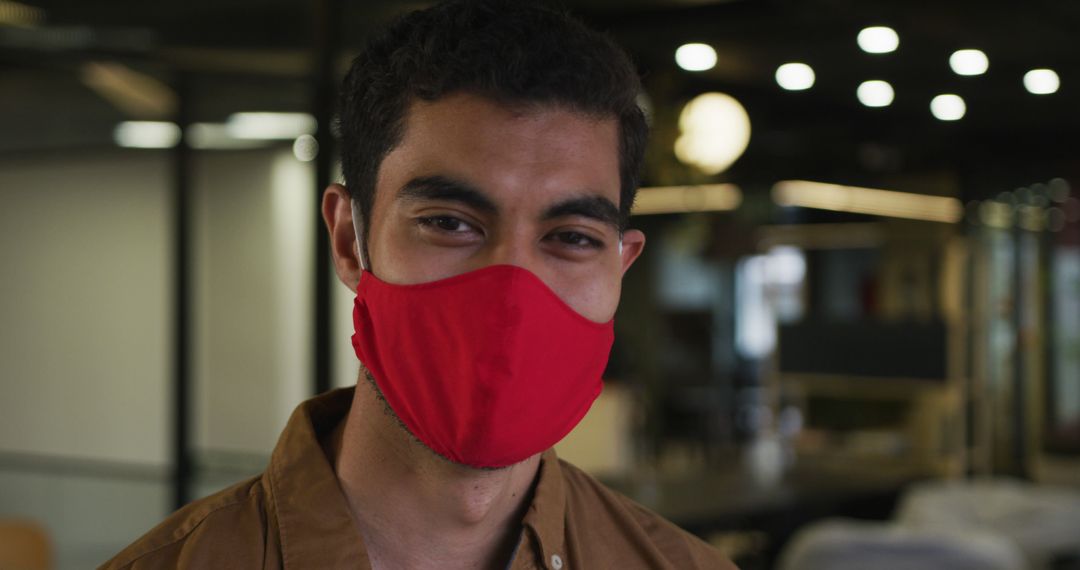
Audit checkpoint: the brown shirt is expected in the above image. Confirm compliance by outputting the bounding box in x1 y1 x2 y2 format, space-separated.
101 387 736 569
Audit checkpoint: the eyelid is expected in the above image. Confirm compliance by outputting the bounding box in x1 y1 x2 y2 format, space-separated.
416 214 482 235
549 229 605 250
551 222 607 240
415 205 486 225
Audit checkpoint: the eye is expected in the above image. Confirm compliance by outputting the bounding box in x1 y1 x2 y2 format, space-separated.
550 231 603 249
417 215 476 234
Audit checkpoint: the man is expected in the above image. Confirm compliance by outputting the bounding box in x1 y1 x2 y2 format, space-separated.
104 1 736 568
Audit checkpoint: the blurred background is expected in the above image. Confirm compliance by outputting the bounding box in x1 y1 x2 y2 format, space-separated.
2 0 1079 568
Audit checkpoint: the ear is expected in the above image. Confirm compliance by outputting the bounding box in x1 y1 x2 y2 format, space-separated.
322 183 363 292
618 228 646 276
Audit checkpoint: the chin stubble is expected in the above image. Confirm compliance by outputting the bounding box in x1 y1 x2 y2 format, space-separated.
360 366 507 472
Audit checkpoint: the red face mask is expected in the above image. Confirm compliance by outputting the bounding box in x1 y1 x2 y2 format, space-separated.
351 264 614 469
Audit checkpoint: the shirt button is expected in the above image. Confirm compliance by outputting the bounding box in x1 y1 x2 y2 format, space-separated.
551 554 564 569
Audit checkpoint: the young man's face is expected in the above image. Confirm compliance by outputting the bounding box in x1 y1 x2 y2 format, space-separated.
329 91 645 322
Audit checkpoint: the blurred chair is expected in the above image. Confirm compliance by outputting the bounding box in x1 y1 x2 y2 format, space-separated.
0 519 51 570
895 478 1080 570
778 518 1027 570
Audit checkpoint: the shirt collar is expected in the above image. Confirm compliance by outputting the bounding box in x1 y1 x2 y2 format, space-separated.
266 387 571 570
267 387 370 570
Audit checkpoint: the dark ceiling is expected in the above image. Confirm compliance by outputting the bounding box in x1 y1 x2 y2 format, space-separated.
3 0 1079 198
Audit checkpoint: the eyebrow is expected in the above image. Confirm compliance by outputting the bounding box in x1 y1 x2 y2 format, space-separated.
541 195 621 232
398 175 497 213
398 174 621 231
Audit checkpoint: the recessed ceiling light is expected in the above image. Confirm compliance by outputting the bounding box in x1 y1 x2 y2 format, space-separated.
930 94 966 121
857 26 899 54
857 80 895 107
1024 69 1060 95
675 43 717 72
775 63 816 91
949 49 989 76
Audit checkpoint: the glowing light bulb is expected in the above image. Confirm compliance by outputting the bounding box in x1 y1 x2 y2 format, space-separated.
1024 69 1060 95
930 94 966 121
675 43 717 72
776 63 816 91
674 92 751 175
949 49 989 76
857 80 895 107
858 26 899 54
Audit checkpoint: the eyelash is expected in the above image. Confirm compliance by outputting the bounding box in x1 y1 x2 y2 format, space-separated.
417 215 473 233
415 216 605 250
552 231 603 249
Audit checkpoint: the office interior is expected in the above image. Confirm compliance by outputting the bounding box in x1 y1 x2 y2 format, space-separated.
1 0 1079 568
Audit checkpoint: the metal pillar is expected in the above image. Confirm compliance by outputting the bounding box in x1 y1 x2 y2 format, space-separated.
312 0 342 395
171 77 193 510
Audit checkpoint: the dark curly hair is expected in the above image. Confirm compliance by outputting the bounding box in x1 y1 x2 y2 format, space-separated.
338 0 647 244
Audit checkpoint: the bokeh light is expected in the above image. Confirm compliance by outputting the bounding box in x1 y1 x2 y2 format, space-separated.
857 26 899 54
776 63 816 91
857 80 895 107
949 49 989 76
930 94 966 121
1024 69 1060 95
674 92 751 175
675 43 718 72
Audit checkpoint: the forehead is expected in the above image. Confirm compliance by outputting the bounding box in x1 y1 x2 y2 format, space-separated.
374 92 621 211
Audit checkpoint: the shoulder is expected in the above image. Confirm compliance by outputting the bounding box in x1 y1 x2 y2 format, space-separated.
99 475 272 570
558 459 737 569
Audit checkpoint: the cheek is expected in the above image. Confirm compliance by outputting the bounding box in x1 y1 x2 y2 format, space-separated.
367 214 423 283
562 274 621 323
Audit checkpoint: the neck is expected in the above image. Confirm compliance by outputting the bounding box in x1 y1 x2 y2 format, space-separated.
334 375 541 570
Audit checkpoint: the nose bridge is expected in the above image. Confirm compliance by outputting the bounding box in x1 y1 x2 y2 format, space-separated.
487 223 541 273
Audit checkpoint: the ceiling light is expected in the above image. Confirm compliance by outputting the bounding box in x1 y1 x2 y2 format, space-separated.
226 112 316 140
674 92 751 175
1024 69 1060 95
930 94 966 121
776 63 816 91
80 61 178 119
186 123 269 150
675 43 718 72
0 0 44 27
113 121 180 149
772 180 963 223
857 26 899 54
857 80 895 107
949 49 989 76
632 184 743 215
292 134 320 162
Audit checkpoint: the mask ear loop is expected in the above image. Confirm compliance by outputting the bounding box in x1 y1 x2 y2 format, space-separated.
350 200 370 272
618 233 624 255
